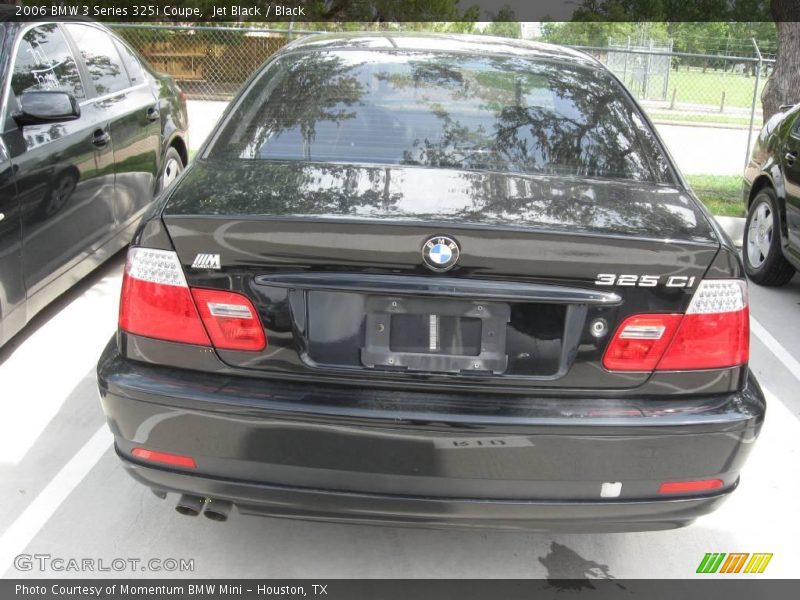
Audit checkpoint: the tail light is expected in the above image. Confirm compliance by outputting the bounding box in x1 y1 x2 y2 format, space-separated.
119 248 210 345
119 247 266 351
603 279 748 372
657 280 748 370
602 314 682 371
192 288 266 351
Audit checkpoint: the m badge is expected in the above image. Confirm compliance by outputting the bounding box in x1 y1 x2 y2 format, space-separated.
191 253 221 270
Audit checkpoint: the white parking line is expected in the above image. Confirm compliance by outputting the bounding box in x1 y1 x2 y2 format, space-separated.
0 424 112 575
751 317 800 382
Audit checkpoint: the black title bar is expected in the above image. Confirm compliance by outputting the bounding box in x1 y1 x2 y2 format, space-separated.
4 579 800 600
1 0 790 23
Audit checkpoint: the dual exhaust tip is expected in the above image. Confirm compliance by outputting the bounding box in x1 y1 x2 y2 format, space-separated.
175 494 232 522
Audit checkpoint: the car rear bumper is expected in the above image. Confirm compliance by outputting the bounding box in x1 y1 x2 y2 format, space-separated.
97 340 766 532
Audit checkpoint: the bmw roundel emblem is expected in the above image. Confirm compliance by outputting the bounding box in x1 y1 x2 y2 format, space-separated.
422 235 460 272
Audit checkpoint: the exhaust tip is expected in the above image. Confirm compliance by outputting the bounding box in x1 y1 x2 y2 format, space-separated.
175 494 204 517
204 510 227 522
203 499 232 522
175 505 200 517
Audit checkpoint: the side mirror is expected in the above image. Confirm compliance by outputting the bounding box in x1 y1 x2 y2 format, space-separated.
13 91 80 127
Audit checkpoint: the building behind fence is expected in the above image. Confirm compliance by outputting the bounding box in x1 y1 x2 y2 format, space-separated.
113 24 294 101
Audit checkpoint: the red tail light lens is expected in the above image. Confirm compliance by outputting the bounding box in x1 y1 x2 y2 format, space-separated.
603 280 748 372
191 288 266 351
602 314 682 371
119 248 210 346
119 247 266 351
657 280 748 370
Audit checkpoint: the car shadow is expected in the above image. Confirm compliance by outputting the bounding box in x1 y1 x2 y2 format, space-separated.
0 247 126 367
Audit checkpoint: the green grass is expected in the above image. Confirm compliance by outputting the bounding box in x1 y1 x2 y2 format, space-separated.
667 69 765 109
685 174 746 217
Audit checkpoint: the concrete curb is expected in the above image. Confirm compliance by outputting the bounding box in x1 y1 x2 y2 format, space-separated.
714 216 746 248
652 120 760 131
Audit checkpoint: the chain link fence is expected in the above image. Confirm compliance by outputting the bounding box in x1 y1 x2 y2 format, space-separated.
112 24 307 101
112 24 775 170
114 25 773 125
606 39 674 102
574 43 773 130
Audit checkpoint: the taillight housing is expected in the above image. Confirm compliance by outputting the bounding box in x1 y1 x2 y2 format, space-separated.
602 314 683 371
657 280 748 370
192 288 266 351
119 247 266 352
602 279 748 372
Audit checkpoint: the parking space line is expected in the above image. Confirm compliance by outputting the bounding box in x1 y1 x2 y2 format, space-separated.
751 317 800 382
0 425 112 575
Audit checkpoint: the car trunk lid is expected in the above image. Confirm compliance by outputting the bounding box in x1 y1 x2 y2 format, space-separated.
157 160 721 391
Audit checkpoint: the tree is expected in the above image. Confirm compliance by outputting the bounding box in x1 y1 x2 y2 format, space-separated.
482 6 521 39
761 1 800 120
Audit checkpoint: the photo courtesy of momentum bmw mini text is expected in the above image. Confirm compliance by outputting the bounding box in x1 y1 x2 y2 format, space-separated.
0 0 799 598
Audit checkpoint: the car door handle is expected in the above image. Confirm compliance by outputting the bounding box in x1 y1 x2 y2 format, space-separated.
0 213 4 222
146 107 160 122
785 151 798 165
92 130 111 148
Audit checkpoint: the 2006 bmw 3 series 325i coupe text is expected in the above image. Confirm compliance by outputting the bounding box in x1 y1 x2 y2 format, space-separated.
97 34 764 532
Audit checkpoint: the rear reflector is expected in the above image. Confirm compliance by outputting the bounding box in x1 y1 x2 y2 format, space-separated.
131 447 197 469
658 479 723 494
603 279 748 372
192 288 266 351
119 247 266 351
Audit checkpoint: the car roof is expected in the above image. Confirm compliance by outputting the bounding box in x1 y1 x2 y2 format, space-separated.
283 32 601 68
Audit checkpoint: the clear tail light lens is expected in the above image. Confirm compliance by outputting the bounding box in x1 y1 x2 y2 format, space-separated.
119 247 266 351
603 280 749 372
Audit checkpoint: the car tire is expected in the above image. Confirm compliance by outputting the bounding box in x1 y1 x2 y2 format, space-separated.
159 147 185 193
38 171 77 219
743 188 796 286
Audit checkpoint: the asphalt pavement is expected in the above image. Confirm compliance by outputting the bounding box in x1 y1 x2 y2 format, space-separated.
0 252 798 579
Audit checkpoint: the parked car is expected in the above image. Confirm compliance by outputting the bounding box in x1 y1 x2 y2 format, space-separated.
97 33 764 532
742 103 800 285
0 18 188 347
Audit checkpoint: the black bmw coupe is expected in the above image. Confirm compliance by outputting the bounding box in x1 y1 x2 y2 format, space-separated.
97 33 764 531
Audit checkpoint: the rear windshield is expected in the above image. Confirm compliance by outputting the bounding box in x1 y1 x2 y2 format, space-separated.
208 50 673 183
